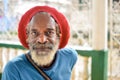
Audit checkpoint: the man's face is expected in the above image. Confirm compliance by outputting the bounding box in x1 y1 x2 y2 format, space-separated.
26 12 60 66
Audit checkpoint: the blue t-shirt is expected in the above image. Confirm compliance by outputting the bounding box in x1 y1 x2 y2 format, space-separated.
2 47 78 80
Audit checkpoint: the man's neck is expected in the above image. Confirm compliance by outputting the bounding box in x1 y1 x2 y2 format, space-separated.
38 54 57 69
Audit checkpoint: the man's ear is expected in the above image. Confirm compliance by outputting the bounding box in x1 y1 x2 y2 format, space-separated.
26 38 28 44
25 28 29 44
26 30 29 44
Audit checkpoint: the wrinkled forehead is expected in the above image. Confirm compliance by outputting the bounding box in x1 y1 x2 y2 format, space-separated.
29 12 57 25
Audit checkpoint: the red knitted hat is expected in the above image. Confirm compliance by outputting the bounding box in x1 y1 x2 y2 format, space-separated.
18 6 70 49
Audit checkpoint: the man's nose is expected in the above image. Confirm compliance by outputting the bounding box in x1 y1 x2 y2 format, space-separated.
37 34 48 44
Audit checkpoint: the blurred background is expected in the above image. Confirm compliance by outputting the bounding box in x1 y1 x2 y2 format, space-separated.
0 0 120 80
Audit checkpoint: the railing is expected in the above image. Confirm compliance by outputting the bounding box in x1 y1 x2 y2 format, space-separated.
0 42 108 80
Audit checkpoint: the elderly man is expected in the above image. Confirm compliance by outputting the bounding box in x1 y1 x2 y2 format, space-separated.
2 6 78 80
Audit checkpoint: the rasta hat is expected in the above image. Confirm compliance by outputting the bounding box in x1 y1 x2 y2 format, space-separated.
18 6 70 49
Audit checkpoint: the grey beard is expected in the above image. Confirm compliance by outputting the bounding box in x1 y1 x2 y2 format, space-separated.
30 43 59 66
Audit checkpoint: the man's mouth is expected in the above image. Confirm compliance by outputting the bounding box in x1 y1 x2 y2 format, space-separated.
33 46 52 52
35 47 50 51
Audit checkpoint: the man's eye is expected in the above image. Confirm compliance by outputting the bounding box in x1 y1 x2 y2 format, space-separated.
47 31 52 34
31 31 37 36
45 31 55 36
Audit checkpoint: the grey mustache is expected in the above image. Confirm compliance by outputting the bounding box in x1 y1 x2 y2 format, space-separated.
33 43 54 50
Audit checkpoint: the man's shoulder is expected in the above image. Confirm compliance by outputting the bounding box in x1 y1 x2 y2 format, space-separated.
4 54 26 68
57 47 78 69
58 47 78 59
2 54 27 80
10 54 26 63
59 47 78 63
